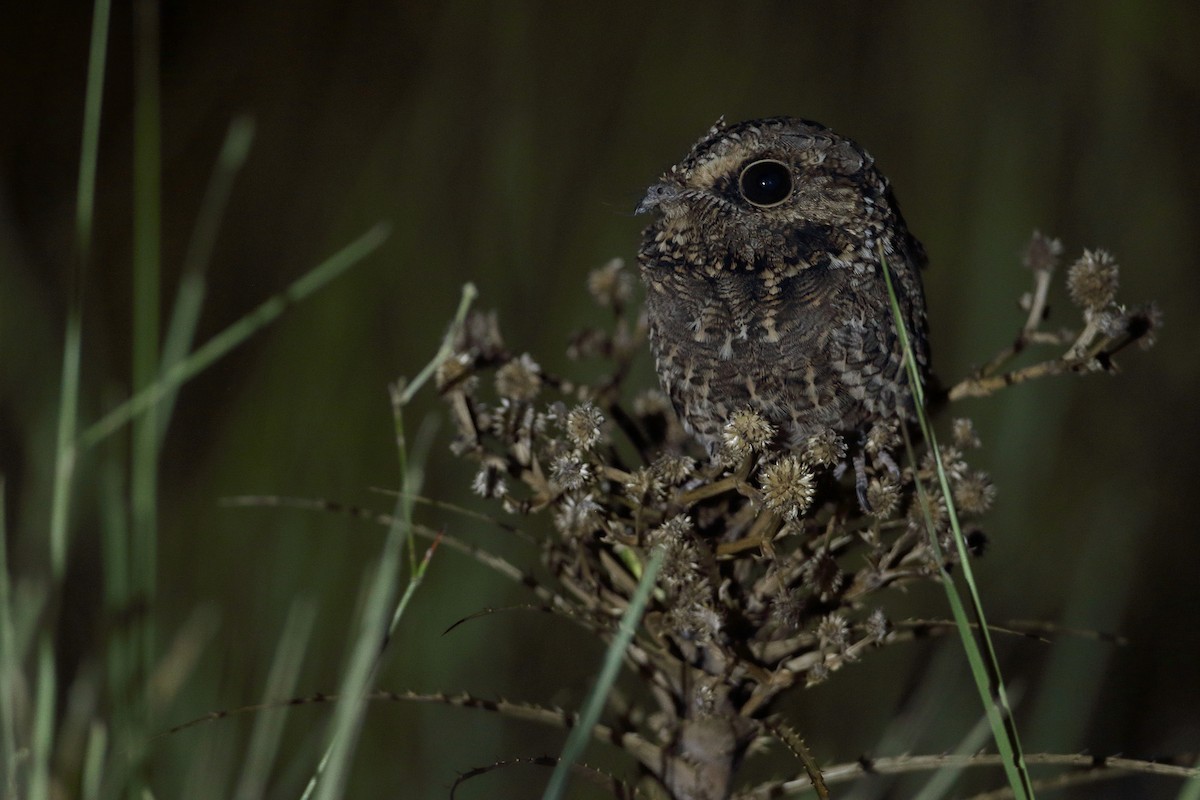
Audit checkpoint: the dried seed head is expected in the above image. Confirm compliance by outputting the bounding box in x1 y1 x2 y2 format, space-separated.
804 428 847 468
651 453 696 486
953 470 997 515
865 608 890 642
553 493 601 536
1095 309 1129 339
865 476 902 519
805 661 831 687
494 353 543 401
653 514 694 541
722 408 776 458
1067 249 1120 311
908 489 949 537
952 418 981 449
549 452 592 491
865 420 900 455
923 445 967 482
817 613 850 651
471 460 508 498
760 455 817 520
801 550 844 601
456 309 505 360
586 257 634 309
564 403 605 450
648 516 707 595
490 398 535 441
624 467 666 504
436 351 476 393
1022 230 1064 273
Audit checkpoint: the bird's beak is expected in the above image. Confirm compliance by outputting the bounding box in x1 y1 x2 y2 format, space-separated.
635 182 679 215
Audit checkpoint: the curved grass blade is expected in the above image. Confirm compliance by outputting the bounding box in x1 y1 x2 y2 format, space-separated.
50 0 112 578
541 547 664 800
157 115 256 446
881 250 1033 800
79 223 391 450
302 283 474 800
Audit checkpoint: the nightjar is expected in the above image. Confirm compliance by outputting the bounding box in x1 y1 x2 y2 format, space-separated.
635 116 929 457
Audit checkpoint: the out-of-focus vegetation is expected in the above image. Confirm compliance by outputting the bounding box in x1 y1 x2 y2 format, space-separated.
1 2 1198 797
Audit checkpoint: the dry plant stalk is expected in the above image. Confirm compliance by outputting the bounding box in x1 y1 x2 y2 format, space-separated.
433 235 1157 799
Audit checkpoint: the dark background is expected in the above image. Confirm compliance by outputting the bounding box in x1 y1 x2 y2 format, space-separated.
2 1 1198 797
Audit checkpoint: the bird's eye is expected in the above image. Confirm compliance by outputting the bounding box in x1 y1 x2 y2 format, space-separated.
738 159 793 207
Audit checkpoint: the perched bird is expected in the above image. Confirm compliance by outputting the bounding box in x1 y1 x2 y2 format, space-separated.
635 116 930 461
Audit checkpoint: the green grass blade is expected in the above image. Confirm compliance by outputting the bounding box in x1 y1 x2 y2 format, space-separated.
881 251 1034 799
157 115 256 446
542 547 664 800
75 0 111 252
395 281 478 407
302 284 472 800
130 1 163 765
0 478 18 796
302 489 412 800
79 223 391 450
51 0 112 578
233 598 317 800
29 636 56 800
81 721 108 800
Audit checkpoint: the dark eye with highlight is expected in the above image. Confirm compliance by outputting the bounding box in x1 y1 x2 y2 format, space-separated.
738 159 793 207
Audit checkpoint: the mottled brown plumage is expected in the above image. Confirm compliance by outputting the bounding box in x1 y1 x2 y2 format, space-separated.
635 116 929 456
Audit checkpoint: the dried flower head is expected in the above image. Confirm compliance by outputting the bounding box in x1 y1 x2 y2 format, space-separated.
865 608 890 642
648 516 705 587
563 403 605 450
1095 309 1129 339
805 661 831 687
908 489 949 539
624 467 666 505
817 613 851 651
668 601 723 642
801 550 845 601
553 492 601 536
952 418 981 449
803 428 846 468
864 420 900 455
1067 249 1120 311
549 452 592 492
1022 229 1064 273
722 408 776 459
587 257 634 309
471 460 508 498
865 476 902 519
490 398 536 443
494 353 543 401
436 351 477 393
923 445 967 483
651 453 697 486
953 470 997 515
759 455 817 521
456 309 505 360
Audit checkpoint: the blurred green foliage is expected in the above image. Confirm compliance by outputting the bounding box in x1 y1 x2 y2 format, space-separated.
1 1 1198 797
